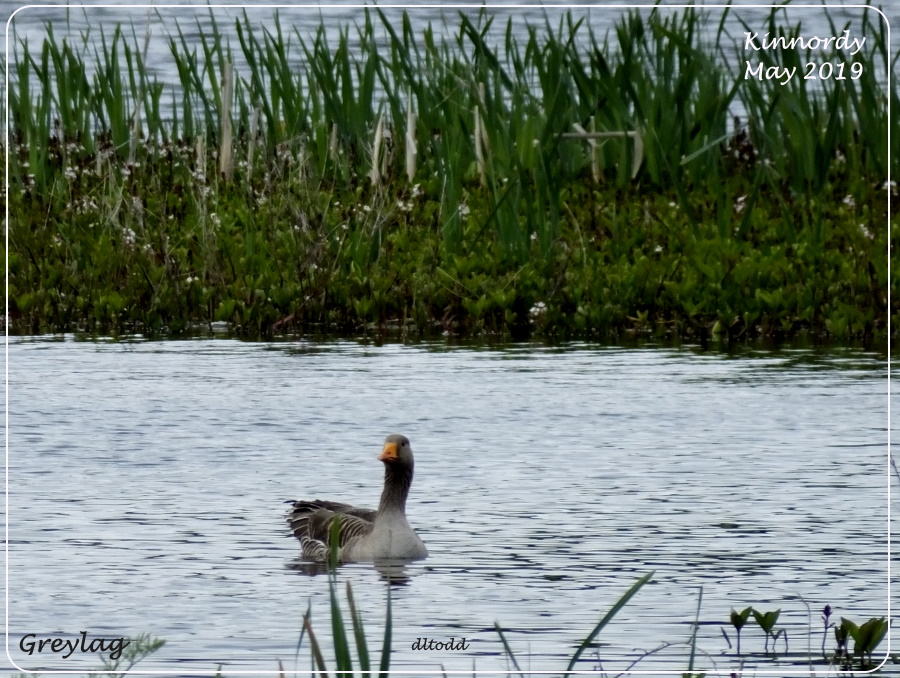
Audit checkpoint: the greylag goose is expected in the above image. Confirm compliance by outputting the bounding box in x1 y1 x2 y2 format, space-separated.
286 434 428 562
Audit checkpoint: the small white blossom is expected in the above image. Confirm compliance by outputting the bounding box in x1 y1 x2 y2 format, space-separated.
842 195 856 208
734 195 747 213
858 223 874 240
122 227 136 248
529 301 547 321
411 183 423 198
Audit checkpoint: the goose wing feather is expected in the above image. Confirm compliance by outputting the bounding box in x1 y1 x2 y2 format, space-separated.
287 500 376 561
289 499 377 523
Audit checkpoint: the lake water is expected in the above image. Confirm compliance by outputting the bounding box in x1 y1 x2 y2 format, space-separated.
6 336 891 674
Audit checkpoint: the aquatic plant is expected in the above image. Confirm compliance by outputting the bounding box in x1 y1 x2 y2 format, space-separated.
729 606 752 655
751 607 786 655
722 602 890 671
834 615 889 670
4 6 895 340
495 571 654 675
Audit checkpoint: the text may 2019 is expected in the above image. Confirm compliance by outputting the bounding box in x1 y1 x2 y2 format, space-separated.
743 29 866 85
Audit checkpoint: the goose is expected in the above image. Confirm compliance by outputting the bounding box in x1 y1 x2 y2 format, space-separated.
286 434 428 562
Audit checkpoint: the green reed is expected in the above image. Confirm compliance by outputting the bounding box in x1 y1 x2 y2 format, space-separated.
8 7 894 198
4 6 894 339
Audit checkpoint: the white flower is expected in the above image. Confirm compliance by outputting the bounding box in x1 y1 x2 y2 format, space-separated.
654 244 663 253
458 203 470 219
122 227 136 248
411 183 423 198
734 195 747 213
529 301 547 321
858 223 874 240
842 195 856 208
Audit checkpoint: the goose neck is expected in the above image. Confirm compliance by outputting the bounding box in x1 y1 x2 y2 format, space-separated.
378 462 413 515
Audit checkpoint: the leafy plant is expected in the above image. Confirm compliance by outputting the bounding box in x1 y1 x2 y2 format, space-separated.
729 606 753 656
751 608 786 656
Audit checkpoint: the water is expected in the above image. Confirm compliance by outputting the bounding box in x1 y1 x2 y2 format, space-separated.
7 337 890 673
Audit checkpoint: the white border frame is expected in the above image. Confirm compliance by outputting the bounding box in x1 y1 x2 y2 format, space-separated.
4 3 892 674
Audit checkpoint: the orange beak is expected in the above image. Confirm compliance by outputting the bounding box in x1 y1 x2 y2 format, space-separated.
379 441 398 462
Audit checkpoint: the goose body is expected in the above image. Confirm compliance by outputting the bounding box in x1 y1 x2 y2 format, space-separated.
286 434 428 562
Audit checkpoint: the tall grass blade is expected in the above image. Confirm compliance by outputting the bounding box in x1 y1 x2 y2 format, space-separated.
378 583 392 676
302 610 329 678
493 622 523 672
346 581 371 671
562 571 654 676
686 586 703 674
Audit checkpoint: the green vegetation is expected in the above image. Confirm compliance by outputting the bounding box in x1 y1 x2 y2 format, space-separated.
11 579 894 674
723 603 890 671
496 571 653 676
4 6 897 340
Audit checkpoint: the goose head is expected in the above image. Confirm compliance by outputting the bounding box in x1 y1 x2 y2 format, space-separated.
379 434 414 468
